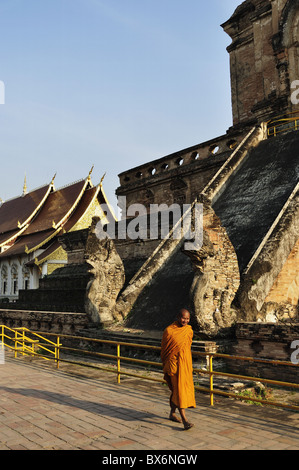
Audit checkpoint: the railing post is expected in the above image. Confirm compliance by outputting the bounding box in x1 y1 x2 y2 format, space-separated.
0 326 4 364
56 336 60 369
0 333 3 365
14 330 18 358
22 329 25 356
209 354 214 406
117 344 121 384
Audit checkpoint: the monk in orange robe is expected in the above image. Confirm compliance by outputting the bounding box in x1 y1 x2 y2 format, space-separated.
161 308 196 430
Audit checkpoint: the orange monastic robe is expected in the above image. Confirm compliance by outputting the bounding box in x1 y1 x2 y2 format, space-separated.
161 321 196 409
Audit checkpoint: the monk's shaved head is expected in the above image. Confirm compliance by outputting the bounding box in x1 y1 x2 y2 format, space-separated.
177 308 190 326
179 308 190 318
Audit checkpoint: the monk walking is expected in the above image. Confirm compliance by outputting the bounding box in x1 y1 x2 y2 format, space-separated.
161 308 196 430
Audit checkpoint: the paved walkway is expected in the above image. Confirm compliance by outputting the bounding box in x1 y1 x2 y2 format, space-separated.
0 351 299 452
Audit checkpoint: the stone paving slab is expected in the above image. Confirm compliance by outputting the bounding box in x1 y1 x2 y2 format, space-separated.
0 351 299 453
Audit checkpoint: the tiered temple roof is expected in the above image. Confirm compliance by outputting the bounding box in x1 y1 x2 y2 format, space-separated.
0 181 54 250
0 169 114 268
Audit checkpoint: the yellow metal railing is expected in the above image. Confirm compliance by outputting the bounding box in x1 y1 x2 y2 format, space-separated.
1 326 299 411
1 325 61 368
267 111 299 137
193 352 299 411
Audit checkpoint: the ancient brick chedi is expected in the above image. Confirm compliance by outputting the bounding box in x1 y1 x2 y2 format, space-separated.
222 0 299 128
1 0 298 338
111 0 299 335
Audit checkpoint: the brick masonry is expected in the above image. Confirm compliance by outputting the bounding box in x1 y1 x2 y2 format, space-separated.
228 322 299 383
0 309 88 334
222 0 299 128
265 237 299 306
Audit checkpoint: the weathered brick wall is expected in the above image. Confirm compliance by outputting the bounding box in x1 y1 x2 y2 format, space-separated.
228 322 299 383
0 309 89 334
185 204 240 336
222 0 298 127
116 131 245 214
236 173 299 322
265 237 299 307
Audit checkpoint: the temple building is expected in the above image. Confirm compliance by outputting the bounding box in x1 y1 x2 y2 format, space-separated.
0 169 113 301
0 0 298 338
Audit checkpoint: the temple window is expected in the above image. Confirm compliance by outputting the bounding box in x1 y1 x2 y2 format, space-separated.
1 265 8 295
11 264 19 295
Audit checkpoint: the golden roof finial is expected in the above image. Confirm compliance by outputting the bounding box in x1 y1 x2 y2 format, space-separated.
51 172 57 185
100 172 106 185
50 173 57 192
23 174 27 196
87 165 94 182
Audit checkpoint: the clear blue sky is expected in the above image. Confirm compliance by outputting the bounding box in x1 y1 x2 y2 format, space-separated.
0 0 241 209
